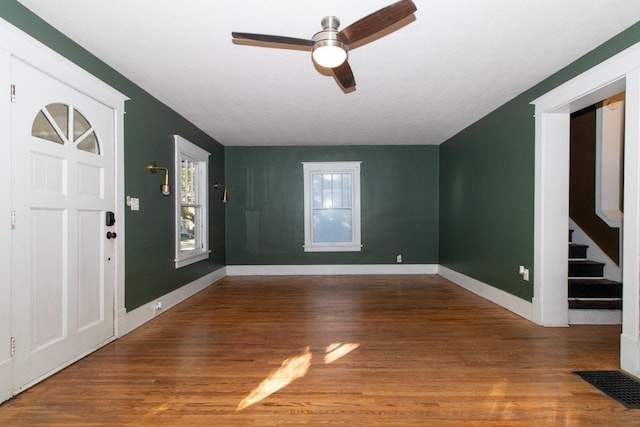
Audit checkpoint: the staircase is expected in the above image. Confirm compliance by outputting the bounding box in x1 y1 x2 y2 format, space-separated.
568 229 622 311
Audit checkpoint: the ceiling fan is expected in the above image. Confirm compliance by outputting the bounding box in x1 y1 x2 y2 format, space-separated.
231 0 417 92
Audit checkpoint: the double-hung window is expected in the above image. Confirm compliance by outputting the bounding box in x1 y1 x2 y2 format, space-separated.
174 135 210 268
302 161 362 252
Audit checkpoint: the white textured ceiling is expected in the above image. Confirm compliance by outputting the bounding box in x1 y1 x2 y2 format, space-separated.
16 0 640 146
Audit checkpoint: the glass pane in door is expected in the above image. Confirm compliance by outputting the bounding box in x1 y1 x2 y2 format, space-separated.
32 110 63 144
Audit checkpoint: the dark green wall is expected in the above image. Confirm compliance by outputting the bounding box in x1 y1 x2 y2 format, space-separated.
439 21 640 301
225 146 439 265
0 1 226 310
439 99 535 299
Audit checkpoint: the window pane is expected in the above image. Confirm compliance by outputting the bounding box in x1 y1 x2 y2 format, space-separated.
32 110 63 144
181 158 198 204
322 174 332 208
181 159 187 203
76 131 100 154
180 206 197 252
312 174 322 208
73 109 91 141
312 208 353 243
343 174 352 208
46 103 68 139
332 174 343 207
191 161 197 203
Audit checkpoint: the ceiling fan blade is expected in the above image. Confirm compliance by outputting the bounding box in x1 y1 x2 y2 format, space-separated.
232 32 313 47
332 61 356 91
338 0 417 46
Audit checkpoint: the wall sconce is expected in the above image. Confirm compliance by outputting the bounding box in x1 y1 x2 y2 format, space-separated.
213 183 228 204
148 162 171 196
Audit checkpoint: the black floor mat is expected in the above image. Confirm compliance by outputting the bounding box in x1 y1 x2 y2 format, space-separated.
575 370 640 409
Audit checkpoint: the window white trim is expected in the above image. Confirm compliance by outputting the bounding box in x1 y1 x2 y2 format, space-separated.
302 161 362 252
174 135 210 268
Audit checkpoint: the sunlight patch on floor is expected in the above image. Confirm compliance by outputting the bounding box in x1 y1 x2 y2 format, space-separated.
237 347 312 411
324 342 360 364
237 342 360 411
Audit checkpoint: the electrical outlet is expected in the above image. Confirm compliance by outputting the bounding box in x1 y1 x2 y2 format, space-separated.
154 300 162 312
396 254 402 263
518 266 530 281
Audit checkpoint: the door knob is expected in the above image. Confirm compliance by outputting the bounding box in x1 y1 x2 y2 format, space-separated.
106 231 117 239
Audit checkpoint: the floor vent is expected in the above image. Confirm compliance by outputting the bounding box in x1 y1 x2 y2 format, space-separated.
575 370 640 409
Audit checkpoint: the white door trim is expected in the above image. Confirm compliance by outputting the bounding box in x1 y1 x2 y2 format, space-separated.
0 46 13 404
0 17 128 403
532 41 640 375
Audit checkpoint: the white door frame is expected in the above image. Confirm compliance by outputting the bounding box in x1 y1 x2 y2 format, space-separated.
0 17 128 402
532 41 640 375
0 45 12 403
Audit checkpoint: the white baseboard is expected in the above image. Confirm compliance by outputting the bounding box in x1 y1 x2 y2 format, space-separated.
569 308 621 325
115 307 127 337
226 264 438 276
122 267 227 335
620 333 640 376
438 265 534 321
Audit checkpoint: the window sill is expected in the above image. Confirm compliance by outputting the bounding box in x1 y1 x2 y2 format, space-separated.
304 244 362 252
175 251 209 268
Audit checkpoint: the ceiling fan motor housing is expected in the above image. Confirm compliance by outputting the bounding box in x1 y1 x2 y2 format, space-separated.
312 16 348 68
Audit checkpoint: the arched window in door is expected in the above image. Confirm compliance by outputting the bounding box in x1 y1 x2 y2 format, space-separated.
31 103 101 155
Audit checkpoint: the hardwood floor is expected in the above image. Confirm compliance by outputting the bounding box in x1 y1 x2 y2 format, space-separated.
1 275 637 426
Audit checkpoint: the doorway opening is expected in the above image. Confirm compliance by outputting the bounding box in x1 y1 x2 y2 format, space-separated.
568 95 624 325
533 42 640 375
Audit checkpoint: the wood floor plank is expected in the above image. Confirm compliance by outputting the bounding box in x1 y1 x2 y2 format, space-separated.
0 275 637 425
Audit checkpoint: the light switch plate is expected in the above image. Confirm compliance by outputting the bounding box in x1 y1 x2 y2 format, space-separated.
130 197 139 211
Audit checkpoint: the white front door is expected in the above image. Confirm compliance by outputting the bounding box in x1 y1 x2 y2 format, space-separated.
10 57 116 391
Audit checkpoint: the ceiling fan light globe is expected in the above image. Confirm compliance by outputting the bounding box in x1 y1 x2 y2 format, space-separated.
312 42 347 68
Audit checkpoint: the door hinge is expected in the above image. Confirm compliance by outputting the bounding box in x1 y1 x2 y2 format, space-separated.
11 210 15 230
10 337 15 357
10 83 15 103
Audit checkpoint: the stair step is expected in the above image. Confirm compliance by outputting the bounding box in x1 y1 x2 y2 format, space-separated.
568 278 622 298
568 259 605 277
569 299 622 310
569 243 588 259
566 228 621 312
